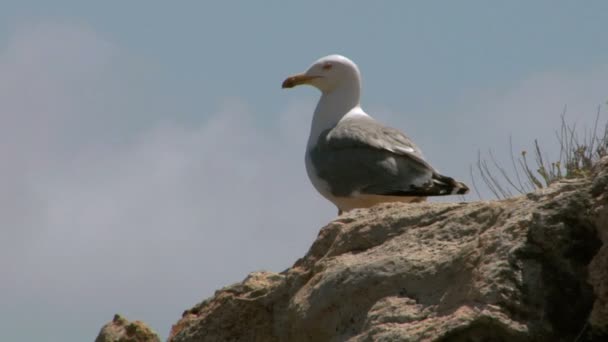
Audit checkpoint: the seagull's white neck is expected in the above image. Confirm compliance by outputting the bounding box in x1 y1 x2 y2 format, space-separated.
307 82 362 149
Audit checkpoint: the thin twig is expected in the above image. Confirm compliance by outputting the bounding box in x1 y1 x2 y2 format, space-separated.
477 151 502 199
469 164 483 200
509 136 528 192
489 149 522 194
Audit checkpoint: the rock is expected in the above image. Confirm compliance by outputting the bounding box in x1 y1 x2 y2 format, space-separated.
96 314 161 342
166 157 608 342
588 158 608 334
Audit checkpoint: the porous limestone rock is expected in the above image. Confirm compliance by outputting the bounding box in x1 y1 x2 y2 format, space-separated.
588 158 608 334
109 159 608 342
96 314 161 342
161 158 608 341
169 159 608 342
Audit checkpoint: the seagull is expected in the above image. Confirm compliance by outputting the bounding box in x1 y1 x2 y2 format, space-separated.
282 54 469 214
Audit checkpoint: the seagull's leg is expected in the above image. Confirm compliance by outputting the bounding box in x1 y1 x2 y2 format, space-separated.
338 208 343 215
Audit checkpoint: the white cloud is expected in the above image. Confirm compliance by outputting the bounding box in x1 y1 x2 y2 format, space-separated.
0 22 117 264
24 98 331 339
0 22 331 341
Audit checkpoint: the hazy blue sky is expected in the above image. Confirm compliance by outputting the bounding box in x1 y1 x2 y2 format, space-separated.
1 2 607 341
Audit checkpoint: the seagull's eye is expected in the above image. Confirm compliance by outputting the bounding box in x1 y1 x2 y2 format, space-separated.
322 62 333 71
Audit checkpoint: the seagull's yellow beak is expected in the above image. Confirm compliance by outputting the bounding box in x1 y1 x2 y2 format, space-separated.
281 73 321 89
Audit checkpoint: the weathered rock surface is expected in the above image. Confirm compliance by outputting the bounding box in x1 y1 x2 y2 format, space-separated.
96 314 161 342
588 158 608 333
164 157 608 342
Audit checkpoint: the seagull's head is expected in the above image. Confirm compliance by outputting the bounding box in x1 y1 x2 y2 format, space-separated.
282 54 361 94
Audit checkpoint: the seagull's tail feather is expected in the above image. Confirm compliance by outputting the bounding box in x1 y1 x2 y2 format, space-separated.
431 173 470 195
375 172 469 197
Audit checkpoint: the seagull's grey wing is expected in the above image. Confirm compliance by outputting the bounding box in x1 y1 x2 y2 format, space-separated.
327 116 434 170
310 116 466 197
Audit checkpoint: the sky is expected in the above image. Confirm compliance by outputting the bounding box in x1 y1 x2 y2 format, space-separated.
1 2 607 341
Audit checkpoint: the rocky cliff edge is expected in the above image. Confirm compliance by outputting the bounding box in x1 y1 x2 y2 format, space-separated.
98 157 608 341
